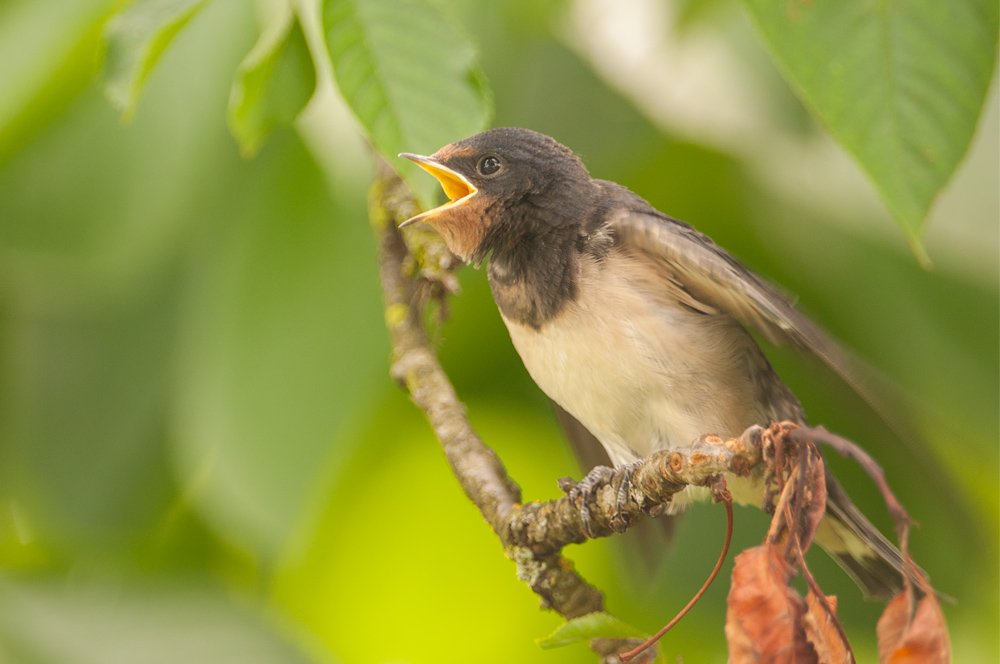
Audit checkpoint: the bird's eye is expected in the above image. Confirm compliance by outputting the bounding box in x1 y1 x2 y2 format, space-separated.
478 155 502 175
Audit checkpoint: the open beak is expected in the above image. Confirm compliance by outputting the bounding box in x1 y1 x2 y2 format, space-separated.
398 153 478 227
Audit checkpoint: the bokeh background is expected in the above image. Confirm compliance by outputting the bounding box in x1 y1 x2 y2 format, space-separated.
0 0 996 662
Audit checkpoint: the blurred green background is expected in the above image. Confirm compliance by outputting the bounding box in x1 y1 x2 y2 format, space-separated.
0 0 996 662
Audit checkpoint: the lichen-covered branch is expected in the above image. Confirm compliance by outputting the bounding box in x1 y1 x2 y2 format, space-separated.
370 163 521 529
506 428 768 554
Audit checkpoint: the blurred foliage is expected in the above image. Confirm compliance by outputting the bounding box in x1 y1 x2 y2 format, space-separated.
0 577 315 664
0 0 996 663
535 611 647 649
743 0 998 255
227 0 316 157
0 0 116 164
101 0 210 120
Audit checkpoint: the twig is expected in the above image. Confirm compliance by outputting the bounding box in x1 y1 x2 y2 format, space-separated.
506 428 769 554
793 534 857 664
620 494 734 663
789 426 910 536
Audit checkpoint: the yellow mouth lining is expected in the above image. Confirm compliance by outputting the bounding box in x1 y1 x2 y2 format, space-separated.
418 161 475 203
398 154 478 226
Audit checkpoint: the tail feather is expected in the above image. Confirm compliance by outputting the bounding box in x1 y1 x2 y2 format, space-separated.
816 469 921 600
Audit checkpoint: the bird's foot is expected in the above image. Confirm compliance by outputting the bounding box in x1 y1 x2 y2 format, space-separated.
558 465 614 538
558 460 645 537
611 460 644 534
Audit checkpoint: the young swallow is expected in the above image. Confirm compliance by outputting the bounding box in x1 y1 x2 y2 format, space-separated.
400 127 909 599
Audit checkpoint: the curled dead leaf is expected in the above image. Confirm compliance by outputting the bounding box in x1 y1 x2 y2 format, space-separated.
726 544 817 664
877 592 912 663
877 589 950 664
804 591 852 664
763 439 827 555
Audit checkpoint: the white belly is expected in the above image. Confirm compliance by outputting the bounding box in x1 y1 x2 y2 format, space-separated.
499 252 770 508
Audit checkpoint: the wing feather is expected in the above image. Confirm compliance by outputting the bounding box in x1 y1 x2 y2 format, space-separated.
609 207 887 424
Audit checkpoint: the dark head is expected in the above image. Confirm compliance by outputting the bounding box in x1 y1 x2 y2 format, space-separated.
399 128 594 263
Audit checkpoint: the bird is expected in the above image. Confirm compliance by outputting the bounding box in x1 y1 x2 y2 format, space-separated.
398 126 910 599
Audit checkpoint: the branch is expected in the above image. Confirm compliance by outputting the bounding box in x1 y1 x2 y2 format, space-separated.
506 429 766 553
370 163 521 532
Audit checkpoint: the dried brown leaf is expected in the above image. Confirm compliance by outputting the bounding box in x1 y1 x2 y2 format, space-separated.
877 592 912 663
804 591 851 664
764 441 827 554
726 544 818 664
878 591 950 664
797 448 826 552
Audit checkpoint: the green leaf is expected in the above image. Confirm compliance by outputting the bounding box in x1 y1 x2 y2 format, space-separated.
101 0 209 121
323 0 493 206
0 0 116 166
741 0 999 257
536 612 647 649
228 1 317 158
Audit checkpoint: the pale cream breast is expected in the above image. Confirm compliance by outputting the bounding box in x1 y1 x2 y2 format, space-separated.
500 249 775 508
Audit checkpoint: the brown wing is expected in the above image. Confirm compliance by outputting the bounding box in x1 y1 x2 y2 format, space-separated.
609 207 890 425
609 208 937 597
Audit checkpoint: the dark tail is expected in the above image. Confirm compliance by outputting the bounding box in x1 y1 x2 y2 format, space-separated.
814 469 920 600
